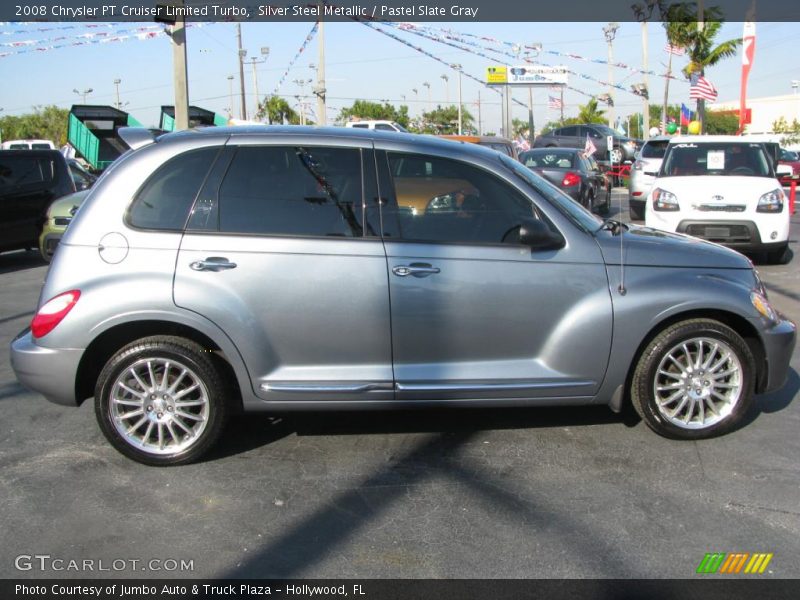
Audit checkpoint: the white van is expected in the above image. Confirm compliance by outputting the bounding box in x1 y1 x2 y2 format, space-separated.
645 135 790 264
344 120 408 133
1 139 56 150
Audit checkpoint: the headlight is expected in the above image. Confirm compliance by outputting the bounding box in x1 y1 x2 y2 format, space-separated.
751 291 778 323
652 188 679 211
757 189 784 213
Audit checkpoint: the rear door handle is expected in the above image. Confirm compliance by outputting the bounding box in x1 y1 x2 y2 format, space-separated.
189 256 237 272
392 263 440 278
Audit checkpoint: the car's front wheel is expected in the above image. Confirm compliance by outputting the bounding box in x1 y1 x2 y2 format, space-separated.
631 319 755 439
95 336 228 466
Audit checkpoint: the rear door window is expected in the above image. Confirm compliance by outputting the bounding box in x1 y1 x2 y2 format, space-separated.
217 145 365 238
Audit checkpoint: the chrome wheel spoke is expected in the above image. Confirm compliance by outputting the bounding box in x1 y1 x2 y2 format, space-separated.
174 383 200 399
130 368 149 393
117 409 144 421
175 410 203 422
113 396 142 407
658 369 683 381
172 417 192 434
126 415 147 435
147 360 157 389
167 368 188 394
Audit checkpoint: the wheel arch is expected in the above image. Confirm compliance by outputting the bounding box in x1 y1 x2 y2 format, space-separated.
614 308 767 412
75 319 246 412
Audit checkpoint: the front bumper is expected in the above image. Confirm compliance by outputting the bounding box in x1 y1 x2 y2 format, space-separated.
676 219 788 252
10 329 83 406
756 317 797 393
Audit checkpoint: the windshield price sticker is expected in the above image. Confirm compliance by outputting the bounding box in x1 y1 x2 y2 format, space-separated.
707 151 726 170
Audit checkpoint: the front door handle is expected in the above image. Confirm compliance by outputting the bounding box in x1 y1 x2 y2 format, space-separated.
189 256 237 272
392 263 440 278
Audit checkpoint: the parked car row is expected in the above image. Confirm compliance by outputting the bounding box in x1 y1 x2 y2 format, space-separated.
9 126 796 465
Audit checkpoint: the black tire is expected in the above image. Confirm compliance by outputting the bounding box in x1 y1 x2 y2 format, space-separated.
628 199 644 221
630 319 755 440
766 244 790 265
95 336 229 466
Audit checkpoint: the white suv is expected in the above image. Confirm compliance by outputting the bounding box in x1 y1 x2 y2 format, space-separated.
645 136 790 264
344 120 408 132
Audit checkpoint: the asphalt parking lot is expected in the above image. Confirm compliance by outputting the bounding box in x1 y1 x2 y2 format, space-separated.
1 189 798 580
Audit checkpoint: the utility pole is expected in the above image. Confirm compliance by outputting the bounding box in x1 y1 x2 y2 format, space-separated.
663 50 674 134
113 79 122 109
314 19 327 126
528 87 535 142
441 74 449 104
697 0 705 133
641 20 650 138
236 23 247 120
452 64 463 135
477 90 482 134
603 22 619 129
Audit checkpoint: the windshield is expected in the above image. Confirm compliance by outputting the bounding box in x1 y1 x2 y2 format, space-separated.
660 142 773 177
641 140 669 159
499 154 602 233
780 148 798 161
392 122 409 133
519 149 576 169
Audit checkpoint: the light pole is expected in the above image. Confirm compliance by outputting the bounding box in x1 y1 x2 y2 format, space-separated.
423 81 431 111
113 78 122 109
792 80 799 95
441 74 449 104
73 87 93 104
249 47 269 119
293 78 312 125
314 20 326 126
227 75 234 118
236 24 247 120
452 64 463 135
603 22 619 129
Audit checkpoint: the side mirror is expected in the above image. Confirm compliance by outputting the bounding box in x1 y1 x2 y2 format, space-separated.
519 217 565 251
776 164 792 177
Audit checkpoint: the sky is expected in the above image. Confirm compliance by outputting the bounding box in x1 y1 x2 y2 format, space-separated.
1 19 798 134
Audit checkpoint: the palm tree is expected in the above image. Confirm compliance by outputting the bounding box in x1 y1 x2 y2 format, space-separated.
257 95 300 125
665 4 741 132
577 98 607 124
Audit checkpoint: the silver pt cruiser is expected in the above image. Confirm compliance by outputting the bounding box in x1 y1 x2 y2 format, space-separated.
10 127 796 465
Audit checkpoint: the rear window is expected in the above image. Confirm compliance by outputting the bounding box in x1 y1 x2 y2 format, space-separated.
641 140 669 159
519 150 576 169
0 155 55 189
482 142 514 156
661 142 773 178
128 147 218 230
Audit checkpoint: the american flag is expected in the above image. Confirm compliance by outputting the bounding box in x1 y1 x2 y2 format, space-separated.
664 43 685 56
548 95 563 109
689 74 718 102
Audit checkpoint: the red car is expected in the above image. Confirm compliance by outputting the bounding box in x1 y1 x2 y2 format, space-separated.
779 147 800 185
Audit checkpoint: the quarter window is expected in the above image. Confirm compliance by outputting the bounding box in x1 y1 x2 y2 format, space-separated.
217 146 364 237
128 147 218 230
383 152 538 245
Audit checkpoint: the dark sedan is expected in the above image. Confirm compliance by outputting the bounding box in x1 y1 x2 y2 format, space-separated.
519 148 609 213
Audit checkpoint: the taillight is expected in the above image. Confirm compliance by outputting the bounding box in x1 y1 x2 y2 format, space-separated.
562 172 580 187
31 290 81 338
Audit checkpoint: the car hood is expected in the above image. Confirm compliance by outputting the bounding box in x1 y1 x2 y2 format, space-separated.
46 189 90 217
595 223 752 269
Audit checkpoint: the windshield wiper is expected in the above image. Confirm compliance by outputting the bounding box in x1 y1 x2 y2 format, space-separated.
598 218 629 235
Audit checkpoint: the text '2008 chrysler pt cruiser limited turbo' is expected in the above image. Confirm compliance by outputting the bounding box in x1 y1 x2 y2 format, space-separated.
10 127 796 465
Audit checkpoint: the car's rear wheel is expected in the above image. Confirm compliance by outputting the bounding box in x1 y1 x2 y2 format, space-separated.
610 148 623 164
628 200 644 221
631 319 755 439
95 336 228 466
